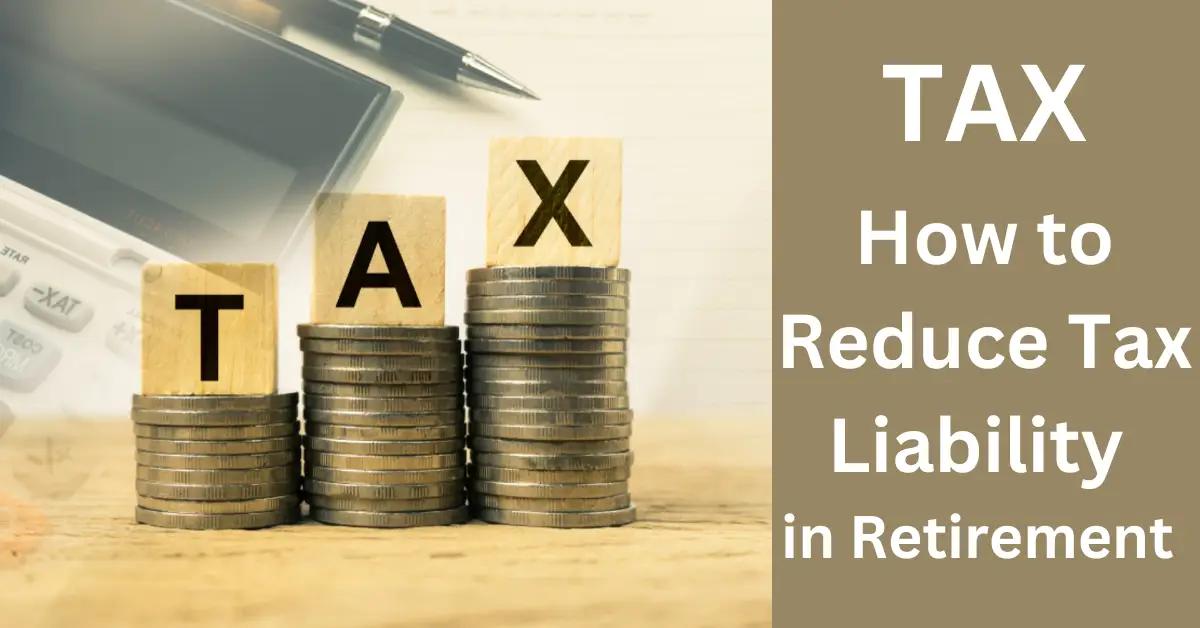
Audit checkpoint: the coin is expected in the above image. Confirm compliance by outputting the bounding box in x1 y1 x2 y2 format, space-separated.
306 451 465 471
468 437 630 455
465 310 627 326
472 505 636 528
131 406 298 427
469 493 631 513
132 393 298 411
304 436 464 456
469 479 629 499
306 494 465 513
467 353 626 368
466 380 628 397
303 381 464 398
465 339 626 355
302 366 462 385
465 367 627 383
303 395 461 413
304 465 465 485
133 423 299 441
467 279 629 297
298 324 459 341
467 422 633 441
468 395 630 411
304 423 466 442
304 353 463 370
469 409 633 426
136 464 299 485
468 464 631 484
299 338 461 356
136 505 299 530
304 408 464 427
135 450 297 470
136 494 299 515
472 451 631 471
309 506 469 528
467 267 631 282
303 479 464 500
135 435 300 455
467 295 628 311
466 325 628 340
136 480 298 501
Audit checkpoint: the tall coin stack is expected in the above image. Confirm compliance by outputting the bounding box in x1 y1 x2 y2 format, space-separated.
132 393 302 529
464 266 636 528
298 324 470 528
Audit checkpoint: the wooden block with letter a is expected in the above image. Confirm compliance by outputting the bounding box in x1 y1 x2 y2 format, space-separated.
311 194 446 325
486 137 622 267
141 263 278 395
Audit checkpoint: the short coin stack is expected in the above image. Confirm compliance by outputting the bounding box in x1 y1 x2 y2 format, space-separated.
464 266 636 528
132 393 301 529
298 324 469 528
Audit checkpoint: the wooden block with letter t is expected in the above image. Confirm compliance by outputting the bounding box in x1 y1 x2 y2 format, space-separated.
311 194 446 325
486 137 622 267
141 263 278 395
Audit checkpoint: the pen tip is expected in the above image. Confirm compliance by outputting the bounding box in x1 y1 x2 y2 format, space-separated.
460 53 541 101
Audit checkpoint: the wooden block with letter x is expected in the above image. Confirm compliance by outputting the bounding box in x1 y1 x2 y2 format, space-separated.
487 137 622 267
141 263 278 395
312 194 445 326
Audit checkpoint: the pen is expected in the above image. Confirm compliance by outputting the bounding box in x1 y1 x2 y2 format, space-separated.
262 0 539 99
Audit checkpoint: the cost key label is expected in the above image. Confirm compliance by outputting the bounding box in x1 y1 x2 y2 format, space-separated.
0 320 62 392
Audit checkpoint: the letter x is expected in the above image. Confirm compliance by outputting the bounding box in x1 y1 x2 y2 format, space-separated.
514 160 592 247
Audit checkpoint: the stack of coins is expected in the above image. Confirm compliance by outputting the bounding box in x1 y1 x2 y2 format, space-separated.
132 394 301 529
298 324 470 528
464 266 636 528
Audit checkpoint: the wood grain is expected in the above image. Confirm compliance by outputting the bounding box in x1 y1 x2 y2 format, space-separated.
0 418 769 627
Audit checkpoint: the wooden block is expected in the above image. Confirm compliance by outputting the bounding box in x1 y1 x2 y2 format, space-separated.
486 137 622 267
311 194 446 325
141 263 277 396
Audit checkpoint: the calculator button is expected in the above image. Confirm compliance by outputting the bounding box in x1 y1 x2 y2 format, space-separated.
106 314 141 361
0 265 18 296
0 320 62 392
23 282 94 332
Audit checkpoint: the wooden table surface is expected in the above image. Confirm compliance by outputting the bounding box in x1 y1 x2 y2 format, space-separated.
0 418 770 627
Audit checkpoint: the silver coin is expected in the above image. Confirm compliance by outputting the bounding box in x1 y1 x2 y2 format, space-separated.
466 310 627 326
466 367 627 383
136 494 299 515
473 505 636 528
469 463 631 483
468 279 629 297
303 380 463 398
467 295 628 311
303 479 464 500
136 464 299 484
304 394 461 413
309 506 469 528
306 494 465 513
304 353 463 370
136 505 299 530
304 408 464 428
305 422 465 441
467 267 630 282
467 353 626 369
136 480 298 501
132 393 298 411
469 409 633 427
304 465 465 485
304 436 464 456
298 324 459 341
135 450 297 470
133 422 299 441
303 366 462 385
467 325 628 340
470 493 631 513
465 339 626 354
472 451 631 471
131 406 298 427
469 479 629 499
468 437 629 455
467 380 628 397
468 422 633 441
136 435 300 455
300 338 460 356
307 451 465 471
468 395 630 411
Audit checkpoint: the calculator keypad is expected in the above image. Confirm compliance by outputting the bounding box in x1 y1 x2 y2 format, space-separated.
0 319 63 392
23 282 95 332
